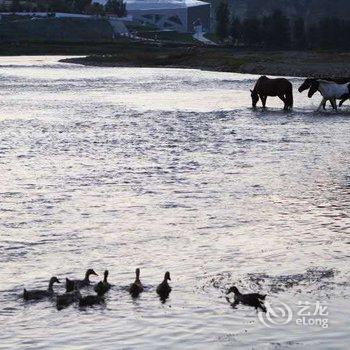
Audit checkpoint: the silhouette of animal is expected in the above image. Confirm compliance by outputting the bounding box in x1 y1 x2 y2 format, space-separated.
23 277 60 301
65 269 98 292
226 286 267 312
56 290 82 310
156 271 171 302
78 293 105 307
251 76 293 110
299 78 350 110
129 268 144 298
94 270 111 295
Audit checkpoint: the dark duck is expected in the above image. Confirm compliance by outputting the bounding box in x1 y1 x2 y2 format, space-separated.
226 286 267 312
79 289 107 307
66 269 98 292
23 277 60 301
156 271 171 302
79 284 108 307
128 268 144 298
94 270 111 295
56 290 82 310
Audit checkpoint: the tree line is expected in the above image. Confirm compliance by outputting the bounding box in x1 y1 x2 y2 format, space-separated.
1 0 127 17
215 0 350 50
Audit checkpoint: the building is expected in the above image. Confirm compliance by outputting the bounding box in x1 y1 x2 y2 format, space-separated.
94 0 210 33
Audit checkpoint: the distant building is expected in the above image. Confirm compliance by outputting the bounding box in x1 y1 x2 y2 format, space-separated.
94 0 210 33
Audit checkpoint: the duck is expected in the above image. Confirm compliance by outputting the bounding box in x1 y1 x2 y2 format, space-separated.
128 268 144 298
79 290 105 307
56 290 82 310
94 270 111 295
156 271 171 302
226 286 267 312
65 269 98 292
23 277 60 301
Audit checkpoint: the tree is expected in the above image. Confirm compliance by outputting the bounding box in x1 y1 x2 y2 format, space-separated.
318 17 341 50
307 24 318 49
292 17 306 49
48 0 71 12
86 3 105 16
105 0 127 17
215 0 229 40
242 17 261 46
263 10 290 49
73 0 92 13
230 16 242 46
10 0 22 12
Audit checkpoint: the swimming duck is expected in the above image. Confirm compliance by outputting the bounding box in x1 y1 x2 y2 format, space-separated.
226 286 267 312
156 271 171 302
129 268 144 298
79 290 105 307
56 290 82 310
94 270 111 295
23 277 60 301
65 269 98 292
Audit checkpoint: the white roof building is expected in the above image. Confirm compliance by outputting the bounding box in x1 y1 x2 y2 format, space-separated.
94 0 210 32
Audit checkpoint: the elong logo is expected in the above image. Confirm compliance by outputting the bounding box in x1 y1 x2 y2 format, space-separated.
258 301 329 329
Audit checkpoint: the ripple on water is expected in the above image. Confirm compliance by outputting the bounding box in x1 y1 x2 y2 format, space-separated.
0 57 349 350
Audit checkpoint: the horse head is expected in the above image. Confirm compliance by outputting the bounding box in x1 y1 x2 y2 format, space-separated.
250 89 259 108
307 80 319 98
298 78 314 93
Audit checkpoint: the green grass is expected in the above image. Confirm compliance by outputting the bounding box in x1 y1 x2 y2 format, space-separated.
64 46 256 72
3 39 349 77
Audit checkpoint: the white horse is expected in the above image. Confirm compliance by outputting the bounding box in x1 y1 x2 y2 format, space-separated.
307 79 350 111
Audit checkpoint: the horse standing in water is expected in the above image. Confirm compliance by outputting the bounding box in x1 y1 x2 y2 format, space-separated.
250 76 293 110
298 78 350 110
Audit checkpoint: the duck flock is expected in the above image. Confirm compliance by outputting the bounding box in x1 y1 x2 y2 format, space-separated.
23 269 172 309
23 269 266 312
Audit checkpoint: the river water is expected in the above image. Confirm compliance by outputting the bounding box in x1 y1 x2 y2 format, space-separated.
0 56 349 349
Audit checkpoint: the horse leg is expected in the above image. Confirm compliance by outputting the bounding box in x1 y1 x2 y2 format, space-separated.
278 95 287 110
339 98 347 107
260 94 267 108
339 95 349 107
317 98 327 111
330 98 337 111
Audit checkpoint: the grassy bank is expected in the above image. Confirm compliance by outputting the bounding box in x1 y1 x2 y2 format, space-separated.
61 46 350 77
1 41 350 77
61 46 253 73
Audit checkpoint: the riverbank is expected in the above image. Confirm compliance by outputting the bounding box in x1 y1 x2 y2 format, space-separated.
61 47 350 78
1 41 349 77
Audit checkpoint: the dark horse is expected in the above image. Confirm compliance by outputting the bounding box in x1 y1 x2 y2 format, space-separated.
251 76 293 110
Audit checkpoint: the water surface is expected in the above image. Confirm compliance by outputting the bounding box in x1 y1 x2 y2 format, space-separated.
0 56 349 349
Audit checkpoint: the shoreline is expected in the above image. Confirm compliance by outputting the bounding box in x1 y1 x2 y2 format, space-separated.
60 49 350 78
0 41 349 77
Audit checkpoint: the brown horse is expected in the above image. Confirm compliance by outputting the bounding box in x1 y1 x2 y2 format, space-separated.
251 76 293 110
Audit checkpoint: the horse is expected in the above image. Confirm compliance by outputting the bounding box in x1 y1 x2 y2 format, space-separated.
301 79 350 111
251 76 293 110
298 78 350 109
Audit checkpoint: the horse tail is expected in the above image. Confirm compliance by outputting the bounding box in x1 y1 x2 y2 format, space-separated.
286 86 294 109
